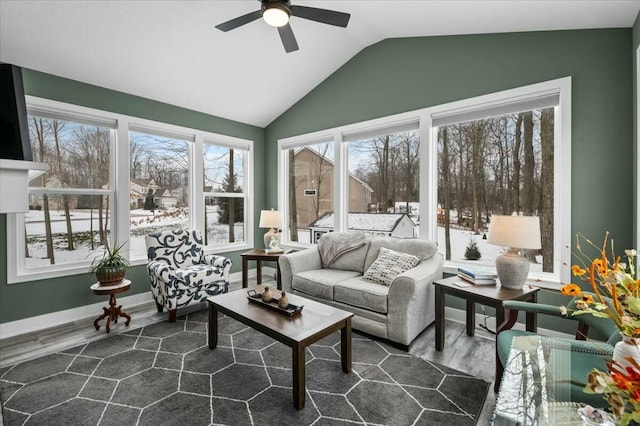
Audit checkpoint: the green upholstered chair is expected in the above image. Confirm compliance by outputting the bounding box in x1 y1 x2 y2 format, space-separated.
495 293 621 408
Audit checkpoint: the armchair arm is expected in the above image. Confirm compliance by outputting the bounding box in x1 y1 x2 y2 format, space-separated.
148 260 176 282
202 254 232 281
498 300 582 337
502 300 571 317
278 248 322 292
387 254 444 345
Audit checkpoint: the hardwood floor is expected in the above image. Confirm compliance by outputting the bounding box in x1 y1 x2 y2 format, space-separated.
0 278 498 425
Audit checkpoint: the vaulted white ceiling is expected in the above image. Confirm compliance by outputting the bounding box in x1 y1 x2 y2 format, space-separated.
1 1 638 127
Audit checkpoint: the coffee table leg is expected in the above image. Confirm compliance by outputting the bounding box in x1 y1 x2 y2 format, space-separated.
435 285 444 351
208 302 218 349
341 318 352 373
293 343 305 409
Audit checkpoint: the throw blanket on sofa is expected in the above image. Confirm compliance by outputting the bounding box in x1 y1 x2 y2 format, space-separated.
318 231 367 267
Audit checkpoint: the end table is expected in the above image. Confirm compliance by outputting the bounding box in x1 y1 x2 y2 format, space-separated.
91 279 132 333
434 276 539 351
241 248 287 290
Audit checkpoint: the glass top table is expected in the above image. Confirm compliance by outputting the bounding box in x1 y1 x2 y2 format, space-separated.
492 335 612 425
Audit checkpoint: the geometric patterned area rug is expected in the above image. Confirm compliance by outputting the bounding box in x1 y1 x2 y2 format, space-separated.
0 308 490 425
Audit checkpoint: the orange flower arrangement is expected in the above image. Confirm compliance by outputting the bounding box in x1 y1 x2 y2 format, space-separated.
559 233 640 338
585 358 640 425
560 233 640 424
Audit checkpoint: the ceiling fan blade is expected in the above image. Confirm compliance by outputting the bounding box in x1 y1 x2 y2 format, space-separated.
290 5 350 27
215 9 263 32
277 24 299 53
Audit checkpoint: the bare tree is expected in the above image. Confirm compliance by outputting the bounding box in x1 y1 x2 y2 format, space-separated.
288 149 299 241
522 112 535 215
31 117 55 264
440 127 452 260
50 120 75 250
512 113 523 213
540 108 554 272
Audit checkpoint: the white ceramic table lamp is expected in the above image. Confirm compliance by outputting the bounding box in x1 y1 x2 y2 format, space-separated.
259 209 283 249
487 215 541 289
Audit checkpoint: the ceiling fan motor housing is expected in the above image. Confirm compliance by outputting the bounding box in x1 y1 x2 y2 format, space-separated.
262 0 291 16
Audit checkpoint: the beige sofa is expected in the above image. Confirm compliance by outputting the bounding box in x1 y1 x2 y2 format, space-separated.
278 232 443 347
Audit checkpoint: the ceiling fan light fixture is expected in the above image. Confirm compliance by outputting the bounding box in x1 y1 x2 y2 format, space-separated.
263 3 290 27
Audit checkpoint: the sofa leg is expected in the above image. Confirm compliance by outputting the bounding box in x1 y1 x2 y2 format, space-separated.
168 309 177 322
156 302 164 313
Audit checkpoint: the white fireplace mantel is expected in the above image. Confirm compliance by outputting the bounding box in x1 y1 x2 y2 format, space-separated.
0 159 48 213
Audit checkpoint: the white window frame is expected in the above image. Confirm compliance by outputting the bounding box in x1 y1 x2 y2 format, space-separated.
277 77 572 288
200 136 254 251
7 96 254 283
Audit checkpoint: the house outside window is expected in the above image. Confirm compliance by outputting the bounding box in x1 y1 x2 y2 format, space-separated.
278 78 571 288
128 130 191 260
7 97 254 283
282 141 335 244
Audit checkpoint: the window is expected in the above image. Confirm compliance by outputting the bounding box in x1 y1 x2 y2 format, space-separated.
282 140 335 244
346 127 419 239
436 108 555 275
278 78 571 287
7 97 254 283
129 130 191 259
203 140 250 247
19 113 115 272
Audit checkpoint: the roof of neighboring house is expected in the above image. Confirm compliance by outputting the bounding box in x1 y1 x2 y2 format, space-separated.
309 212 415 232
296 147 374 193
131 178 155 187
153 188 175 198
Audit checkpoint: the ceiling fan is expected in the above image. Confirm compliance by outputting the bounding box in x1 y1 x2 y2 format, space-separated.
215 0 351 53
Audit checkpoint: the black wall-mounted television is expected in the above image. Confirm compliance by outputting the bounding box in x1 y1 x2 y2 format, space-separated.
0 63 32 161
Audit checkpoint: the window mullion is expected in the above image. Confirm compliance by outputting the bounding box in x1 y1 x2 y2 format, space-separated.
114 121 128 250
193 134 204 235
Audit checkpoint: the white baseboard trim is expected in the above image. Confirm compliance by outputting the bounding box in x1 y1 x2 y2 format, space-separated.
1 270 572 341
0 270 248 340
444 306 573 339
0 291 154 340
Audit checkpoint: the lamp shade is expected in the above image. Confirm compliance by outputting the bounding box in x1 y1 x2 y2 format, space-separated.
487 215 541 249
259 209 283 229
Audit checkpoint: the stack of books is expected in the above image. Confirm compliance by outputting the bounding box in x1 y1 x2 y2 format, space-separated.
457 267 498 285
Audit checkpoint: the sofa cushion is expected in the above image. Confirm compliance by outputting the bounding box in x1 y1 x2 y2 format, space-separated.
292 269 361 301
362 247 421 286
364 237 437 272
334 277 389 314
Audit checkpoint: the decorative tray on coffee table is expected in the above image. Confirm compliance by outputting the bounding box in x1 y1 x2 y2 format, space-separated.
246 289 303 316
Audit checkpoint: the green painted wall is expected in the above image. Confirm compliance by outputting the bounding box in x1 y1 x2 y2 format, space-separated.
634 12 640 248
0 69 266 324
266 29 634 334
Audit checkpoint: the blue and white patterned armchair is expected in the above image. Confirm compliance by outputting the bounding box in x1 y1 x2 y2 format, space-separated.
145 229 232 322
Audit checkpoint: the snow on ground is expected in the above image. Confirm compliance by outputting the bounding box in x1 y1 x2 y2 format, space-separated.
24 207 243 268
22 207 543 273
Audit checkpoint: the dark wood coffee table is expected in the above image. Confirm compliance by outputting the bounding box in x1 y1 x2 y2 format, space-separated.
207 285 353 409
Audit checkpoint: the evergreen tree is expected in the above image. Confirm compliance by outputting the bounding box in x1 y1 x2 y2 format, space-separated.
218 153 243 227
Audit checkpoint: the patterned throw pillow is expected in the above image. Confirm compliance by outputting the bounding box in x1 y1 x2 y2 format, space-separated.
362 247 421 286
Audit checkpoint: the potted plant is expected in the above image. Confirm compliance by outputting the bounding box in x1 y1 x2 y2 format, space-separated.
90 240 130 286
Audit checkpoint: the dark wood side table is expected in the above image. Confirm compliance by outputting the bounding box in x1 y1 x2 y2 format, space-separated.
91 279 132 333
241 248 286 290
434 275 539 351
